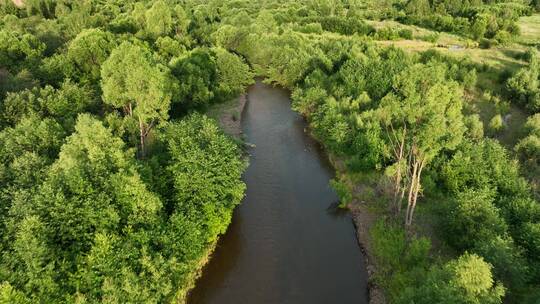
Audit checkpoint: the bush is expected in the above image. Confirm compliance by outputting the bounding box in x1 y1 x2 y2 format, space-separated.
480 38 497 49
464 114 484 140
523 113 540 136
371 219 431 301
303 16 374 36
443 188 508 250
397 253 505 304
442 139 527 198
399 28 413 39
515 135 540 164
374 27 400 40
489 114 505 134
522 48 538 63
515 114 540 164
419 33 439 43
295 22 323 34
494 30 512 45
473 235 529 291
506 59 540 112
330 178 352 207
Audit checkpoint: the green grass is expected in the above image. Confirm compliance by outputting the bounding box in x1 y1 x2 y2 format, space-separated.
367 19 531 150
517 14 540 46
366 20 466 45
464 89 528 148
299 17 531 164
366 21 527 73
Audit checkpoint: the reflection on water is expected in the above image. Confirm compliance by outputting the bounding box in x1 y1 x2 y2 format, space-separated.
189 80 368 304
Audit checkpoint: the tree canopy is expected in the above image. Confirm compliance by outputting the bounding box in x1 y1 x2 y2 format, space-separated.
0 0 539 302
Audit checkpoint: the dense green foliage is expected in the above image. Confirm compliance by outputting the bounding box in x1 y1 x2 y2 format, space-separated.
507 49 540 113
0 0 253 301
516 113 540 164
399 0 530 44
197 1 539 301
0 0 539 303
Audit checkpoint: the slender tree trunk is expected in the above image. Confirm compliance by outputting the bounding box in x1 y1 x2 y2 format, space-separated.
398 185 406 214
393 166 402 214
138 116 146 159
392 128 407 214
407 159 425 226
405 159 418 226
122 102 133 117
399 144 413 214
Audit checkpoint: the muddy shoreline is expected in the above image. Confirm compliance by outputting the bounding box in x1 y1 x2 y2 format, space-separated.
348 203 386 304
214 94 247 139
327 155 387 304
184 94 248 303
302 128 386 303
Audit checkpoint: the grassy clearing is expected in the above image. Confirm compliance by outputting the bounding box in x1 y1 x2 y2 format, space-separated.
367 19 466 45
206 97 239 121
518 14 540 46
367 20 531 150
368 19 528 71
464 90 528 147
374 38 526 72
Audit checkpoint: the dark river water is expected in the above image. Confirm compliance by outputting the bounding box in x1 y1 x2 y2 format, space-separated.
189 80 368 304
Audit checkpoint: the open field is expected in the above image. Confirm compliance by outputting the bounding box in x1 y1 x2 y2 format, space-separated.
518 14 540 46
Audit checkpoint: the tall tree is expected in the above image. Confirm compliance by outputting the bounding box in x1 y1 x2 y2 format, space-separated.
101 41 175 157
66 28 116 82
144 0 172 39
376 63 465 225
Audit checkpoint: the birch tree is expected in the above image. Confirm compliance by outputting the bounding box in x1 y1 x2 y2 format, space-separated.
377 63 465 225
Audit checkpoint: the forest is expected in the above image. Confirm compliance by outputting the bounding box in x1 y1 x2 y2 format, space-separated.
0 0 539 303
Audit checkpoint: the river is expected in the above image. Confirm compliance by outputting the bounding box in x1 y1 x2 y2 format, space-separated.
189 80 368 304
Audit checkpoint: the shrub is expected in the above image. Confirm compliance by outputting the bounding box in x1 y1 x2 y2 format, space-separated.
515 114 540 164
473 235 529 291
296 22 323 34
494 30 512 45
419 33 439 43
464 114 484 140
489 114 505 134
398 28 413 39
371 219 431 301
397 253 505 304
479 38 497 49
443 188 508 250
330 178 352 207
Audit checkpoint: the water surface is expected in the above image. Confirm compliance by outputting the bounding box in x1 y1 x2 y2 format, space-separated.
189 80 368 304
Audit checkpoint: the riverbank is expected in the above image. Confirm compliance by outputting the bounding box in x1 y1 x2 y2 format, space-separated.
327 156 387 304
179 240 219 302
349 203 387 304
280 87 385 303
207 94 247 139
190 80 368 303
183 94 248 303
211 87 380 304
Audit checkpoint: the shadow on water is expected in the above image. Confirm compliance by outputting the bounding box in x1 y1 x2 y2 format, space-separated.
189 80 368 304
